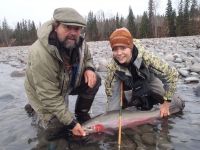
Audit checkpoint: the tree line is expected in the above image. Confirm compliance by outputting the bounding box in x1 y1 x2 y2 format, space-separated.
0 19 37 47
86 0 200 40
0 0 200 47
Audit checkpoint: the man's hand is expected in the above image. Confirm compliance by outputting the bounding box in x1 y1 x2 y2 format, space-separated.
71 123 86 136
84 70 96 88
160 101 170 117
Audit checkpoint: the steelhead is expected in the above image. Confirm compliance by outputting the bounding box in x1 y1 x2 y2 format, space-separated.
82 94 185 134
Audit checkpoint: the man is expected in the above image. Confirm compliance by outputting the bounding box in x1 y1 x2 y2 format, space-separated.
24 7 101 137
105 28 179 117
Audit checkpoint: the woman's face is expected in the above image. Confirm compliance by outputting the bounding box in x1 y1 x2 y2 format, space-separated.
112 46 132 64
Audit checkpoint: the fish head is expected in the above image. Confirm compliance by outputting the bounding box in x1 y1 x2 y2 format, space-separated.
83 124 105 134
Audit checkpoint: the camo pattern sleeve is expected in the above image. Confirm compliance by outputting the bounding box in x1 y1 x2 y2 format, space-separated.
134 39 179 100
105 59 118 97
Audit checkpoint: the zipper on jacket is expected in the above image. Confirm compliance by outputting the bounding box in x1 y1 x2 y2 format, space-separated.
61 69 66 94
136 68 146 79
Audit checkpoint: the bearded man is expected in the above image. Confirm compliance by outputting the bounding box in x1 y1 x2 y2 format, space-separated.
24 7 101 137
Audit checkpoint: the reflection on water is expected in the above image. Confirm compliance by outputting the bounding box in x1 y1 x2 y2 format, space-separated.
0 63 200 150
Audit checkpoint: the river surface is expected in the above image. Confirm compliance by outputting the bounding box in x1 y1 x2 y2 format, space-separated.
0 63 200 150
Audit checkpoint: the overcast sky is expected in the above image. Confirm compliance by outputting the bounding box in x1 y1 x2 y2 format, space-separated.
0 0 191 27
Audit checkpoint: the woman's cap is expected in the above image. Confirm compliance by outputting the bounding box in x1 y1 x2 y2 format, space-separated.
109 27 133 49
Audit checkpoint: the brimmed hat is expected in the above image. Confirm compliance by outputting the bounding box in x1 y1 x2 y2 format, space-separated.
53 7 86 27
109 27 133 49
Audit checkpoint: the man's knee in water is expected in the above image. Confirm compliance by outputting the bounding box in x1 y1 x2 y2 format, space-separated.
24 104 35 117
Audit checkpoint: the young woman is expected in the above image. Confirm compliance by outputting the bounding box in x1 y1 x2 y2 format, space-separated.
105 27 178 117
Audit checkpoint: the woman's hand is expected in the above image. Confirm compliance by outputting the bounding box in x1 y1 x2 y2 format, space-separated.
160 101 170 117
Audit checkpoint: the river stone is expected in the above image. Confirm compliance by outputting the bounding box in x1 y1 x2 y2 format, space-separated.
190 63 200 73
194 84 200 97
138 124 154 133
0 94 14 100
10 70 25 77
178 69 189 77
190 72 199 76
196 43 200 49
184 76 199 83
157 143 174 150
165 54 174 61
141 133 156 145
174 57 183 63
97 65 107 72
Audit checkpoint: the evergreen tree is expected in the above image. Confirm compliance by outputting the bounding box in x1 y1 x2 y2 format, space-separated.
126 6 136 37
0 23 2 45
165 0 176 36
116 13 121 28
92 16 99 41
176 0 184 36
103 19 110 39
139 12 149 38
13 22 22 45
86 11 93 41
119 17 124 27
29 21 37 43
183 0 190 36
86 11 99 41
190 0 199 35
1 18 12 46
12 19 37 45
148 0 154 37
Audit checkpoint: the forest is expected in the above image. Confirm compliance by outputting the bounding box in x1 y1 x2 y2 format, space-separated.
0 0 200 47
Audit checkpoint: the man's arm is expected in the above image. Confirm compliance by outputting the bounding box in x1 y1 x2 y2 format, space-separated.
30 48 73 126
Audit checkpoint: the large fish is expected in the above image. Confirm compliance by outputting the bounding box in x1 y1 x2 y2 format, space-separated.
82 94 185 134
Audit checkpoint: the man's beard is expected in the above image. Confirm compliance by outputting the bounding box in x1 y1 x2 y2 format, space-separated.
61 36 80 50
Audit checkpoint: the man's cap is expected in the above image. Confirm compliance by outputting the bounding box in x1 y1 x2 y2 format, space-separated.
109 27 133 50
53 7 86 27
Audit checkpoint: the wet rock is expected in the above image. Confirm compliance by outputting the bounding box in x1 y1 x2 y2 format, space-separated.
189 63 200 73
184 76 199 83
138 124 154 133
141 133 156 145
0 94 14 100
178 69 189 77
194 84 200 97
96 64 107 72
10 70 25 77
174 57 183 63
96 59 108 72
174 53 181 58
190 72 199 77
121 132 137 150
157 143 174 150
131 131 148 149
165 54 174 61
196 43 200 49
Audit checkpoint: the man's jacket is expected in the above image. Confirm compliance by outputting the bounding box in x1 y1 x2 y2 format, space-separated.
24 21 94 126
105 39 179 106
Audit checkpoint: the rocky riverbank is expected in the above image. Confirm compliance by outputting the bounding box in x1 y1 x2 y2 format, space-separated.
0 35 200 92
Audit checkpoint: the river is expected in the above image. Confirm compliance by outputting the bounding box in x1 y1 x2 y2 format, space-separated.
0 63 200 150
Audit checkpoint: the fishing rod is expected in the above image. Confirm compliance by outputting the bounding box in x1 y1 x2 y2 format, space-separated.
118 82 123 149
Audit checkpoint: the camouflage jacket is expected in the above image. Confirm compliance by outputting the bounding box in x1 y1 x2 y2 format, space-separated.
105 39 179 104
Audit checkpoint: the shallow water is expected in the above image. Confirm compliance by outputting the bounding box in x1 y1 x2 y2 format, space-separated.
0 63 200 150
